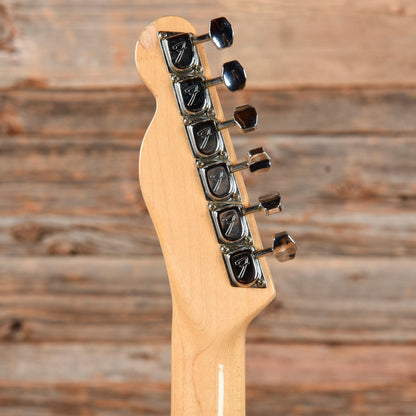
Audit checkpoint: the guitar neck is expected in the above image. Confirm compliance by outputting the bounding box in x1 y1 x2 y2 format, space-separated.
136 15 296 416
172 314 246 416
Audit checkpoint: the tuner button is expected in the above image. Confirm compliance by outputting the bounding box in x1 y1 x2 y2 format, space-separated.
234 105 258 132
255 232 297 263
222 60 246 91
217 105 258 133
194 17 234 49
210 17 234 49
258 193 282 215
242 192 282 216
247 147 271 174
205 60 247 92
230 147 271 175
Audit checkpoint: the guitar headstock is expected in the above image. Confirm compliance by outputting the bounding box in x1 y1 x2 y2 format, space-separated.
135 16 296 336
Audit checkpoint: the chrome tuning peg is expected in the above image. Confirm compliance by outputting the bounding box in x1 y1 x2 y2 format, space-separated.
255 232 297 263
205 60 246 92
242 192 282 215
230 147 271 175
193 17 234 49
217 105 258 133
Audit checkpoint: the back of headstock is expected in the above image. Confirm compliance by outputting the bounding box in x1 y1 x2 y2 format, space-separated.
135 16 296 416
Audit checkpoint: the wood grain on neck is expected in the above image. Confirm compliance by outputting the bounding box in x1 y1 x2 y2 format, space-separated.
136 16 276 416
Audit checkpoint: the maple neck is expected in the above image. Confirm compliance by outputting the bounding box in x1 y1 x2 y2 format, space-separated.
171 312 246 416
136 15 296 416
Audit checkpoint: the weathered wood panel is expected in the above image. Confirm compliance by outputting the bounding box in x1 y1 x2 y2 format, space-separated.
1 135 414 256
1 382 416 416
1 257 415 343
1 0 416 88
1 343 416 386
3 87 416 136
3 210 415 258
0 1 414 415
1 344 416 415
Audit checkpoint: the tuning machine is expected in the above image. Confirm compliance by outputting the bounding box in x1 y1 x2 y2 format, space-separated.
222 232 296 288
184 106 258 159
174 60 246 114
160 17 233 73
209 193 282 243
197 149 271 201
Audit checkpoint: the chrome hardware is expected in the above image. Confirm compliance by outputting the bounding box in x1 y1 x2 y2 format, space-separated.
255 232 297 263
206 164 232 197
205 60 246 92
158 17 295 290
185 106 258 158
242 193 282 216
173 61 246 114
209 194 281 244
193 17 234 49
159 31 202 73
217 105 258 133
160 17 233 73
197 162 240 202
223 248 266 288
230 147 271 175
217 207 247 242
185 119 224 158
209 204 250 244
175 77 211 114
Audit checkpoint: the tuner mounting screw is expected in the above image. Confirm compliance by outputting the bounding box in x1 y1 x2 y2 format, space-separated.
219 150 228 159
208 202 217 211
256 278 267 288
243 236 253 245
206 108 215 117
195 160 204 168
220 245 230 254
171 75 180 83
183 117 191 126
232 192 240 201
158 32 168 40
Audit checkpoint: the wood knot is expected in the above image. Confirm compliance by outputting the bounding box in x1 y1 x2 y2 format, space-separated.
11 222 45 242
0 4 16 52
10 319 22 333
48 241 80 255
0 106 23 135
1 318 28 341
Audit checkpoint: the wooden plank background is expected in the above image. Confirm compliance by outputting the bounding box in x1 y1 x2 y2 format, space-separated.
0 0 415 415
